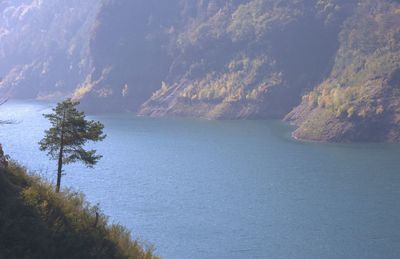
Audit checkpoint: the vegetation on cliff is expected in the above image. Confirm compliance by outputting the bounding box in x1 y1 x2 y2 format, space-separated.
83 0 354 119
0 0 100 99
1 0 399 142
139 0 355 119
285 0 400 142
81 0 400 143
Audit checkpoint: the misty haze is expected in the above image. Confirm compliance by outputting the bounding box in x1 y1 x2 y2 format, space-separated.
0 1 400 259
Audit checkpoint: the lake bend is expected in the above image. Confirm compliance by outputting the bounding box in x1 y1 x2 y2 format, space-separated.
1 100 400 259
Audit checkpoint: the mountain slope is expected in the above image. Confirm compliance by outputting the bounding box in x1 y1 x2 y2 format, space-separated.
75 0 182 112
1 0 399 142
285 0 400 142
0 162 158 259
0 0 100 99
139 0 355 119
79 0 356 118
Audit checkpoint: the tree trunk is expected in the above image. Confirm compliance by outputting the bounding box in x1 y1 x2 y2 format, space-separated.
56 109 66 193
56 144 63 193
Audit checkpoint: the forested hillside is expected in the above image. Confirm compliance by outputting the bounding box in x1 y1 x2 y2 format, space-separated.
81 0 355 118
1 0 399 142
285 0 400 142
139 0 355 119
0 0 100 99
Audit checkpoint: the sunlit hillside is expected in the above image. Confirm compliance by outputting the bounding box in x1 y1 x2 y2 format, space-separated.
1 0 399 142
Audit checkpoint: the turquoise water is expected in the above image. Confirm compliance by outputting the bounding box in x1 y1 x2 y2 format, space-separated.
1 100 400 259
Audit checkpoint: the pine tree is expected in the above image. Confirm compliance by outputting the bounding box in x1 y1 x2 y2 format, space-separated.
39 99 106 192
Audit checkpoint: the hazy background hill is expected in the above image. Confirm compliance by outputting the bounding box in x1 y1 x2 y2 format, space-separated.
0 0 100 99
0 0 399 142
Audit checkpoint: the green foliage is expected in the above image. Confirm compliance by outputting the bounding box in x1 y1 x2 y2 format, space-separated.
178 55 280 104
137 0 355 119
289 0 400 142
39 99 106 192
305 78 395 126
39 99 106 167
302 0 400 119
0 162 159 259
227 0 310 42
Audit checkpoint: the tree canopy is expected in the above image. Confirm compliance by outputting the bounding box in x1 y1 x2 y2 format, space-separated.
39 99 106 192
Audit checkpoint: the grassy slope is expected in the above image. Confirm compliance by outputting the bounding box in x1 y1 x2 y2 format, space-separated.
0 162 159 259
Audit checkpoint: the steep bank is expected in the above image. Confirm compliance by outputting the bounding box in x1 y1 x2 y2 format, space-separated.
0 161 159 259
285 0 400 142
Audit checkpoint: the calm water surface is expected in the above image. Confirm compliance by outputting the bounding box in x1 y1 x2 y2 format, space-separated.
1 100 400 259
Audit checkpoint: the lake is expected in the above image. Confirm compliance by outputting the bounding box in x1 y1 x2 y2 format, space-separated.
1 100 400 259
